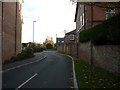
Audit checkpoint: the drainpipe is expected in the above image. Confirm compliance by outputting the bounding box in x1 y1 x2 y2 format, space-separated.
0 2 3 88
0 1 2 64
15 1 17 55
1 2 3 63
90 4 93 65
91 4 93 27
84 5 86 30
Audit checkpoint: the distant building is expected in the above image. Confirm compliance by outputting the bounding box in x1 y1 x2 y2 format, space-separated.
74 3 120 43
56 38 65 44
0 1 23 64
65 29 76 44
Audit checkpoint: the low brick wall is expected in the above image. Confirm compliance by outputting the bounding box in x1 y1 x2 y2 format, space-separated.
57 42 120 75
93 45 120 75
78 42 91 64
71 44 77 58
57 44 64 52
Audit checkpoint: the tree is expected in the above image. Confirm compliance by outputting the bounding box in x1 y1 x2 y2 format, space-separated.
46 43 53 49
44 36 55 48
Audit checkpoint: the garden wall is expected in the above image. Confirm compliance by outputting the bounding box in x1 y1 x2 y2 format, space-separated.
57 42 120 75
93 45 120 75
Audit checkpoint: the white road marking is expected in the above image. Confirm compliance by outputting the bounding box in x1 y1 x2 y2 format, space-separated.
1 56 46 73
15 73 38 90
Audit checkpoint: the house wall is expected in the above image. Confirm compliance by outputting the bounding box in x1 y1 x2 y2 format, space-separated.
0 2 2 65
75 4 106 43
115 8 120 14
76 4 84 43
2 2 16 63
57 43 120 75
65 34 76 44
85 5 106 29
2 2 22 64
65 35 70 44
16 2 22 54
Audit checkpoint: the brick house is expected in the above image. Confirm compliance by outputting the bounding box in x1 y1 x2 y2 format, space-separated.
65 29 76 44
74 3 120 43
56 38 65 44
0 1 23 64
56 38 65 52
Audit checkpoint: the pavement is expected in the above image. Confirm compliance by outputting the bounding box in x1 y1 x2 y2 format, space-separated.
2 50 73 89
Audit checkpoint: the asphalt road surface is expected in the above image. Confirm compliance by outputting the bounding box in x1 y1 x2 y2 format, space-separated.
2 51 73 89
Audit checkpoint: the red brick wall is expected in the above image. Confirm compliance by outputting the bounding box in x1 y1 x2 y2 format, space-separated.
76 4 84 43
65 35 70 44
65 34 76 44
85 5 106 29
2 2 22 63
57 43 120 75
2 2 16 63
16 2 22 54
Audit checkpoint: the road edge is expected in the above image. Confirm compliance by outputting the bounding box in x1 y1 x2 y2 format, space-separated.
57 52 78 89
1 56 47 73
66 55 79 90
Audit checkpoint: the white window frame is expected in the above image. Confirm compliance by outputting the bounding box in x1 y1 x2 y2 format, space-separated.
61 41 64 43
80 13 85 28
70 35 75 41
105 8 115 19
58 41 60 43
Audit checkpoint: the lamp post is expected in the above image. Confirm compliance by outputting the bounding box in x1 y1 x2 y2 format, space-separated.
33 20 36 47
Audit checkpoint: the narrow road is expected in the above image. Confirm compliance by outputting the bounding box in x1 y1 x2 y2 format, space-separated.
2 51 73 89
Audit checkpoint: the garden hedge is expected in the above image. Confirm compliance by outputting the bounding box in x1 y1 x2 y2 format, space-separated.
79 14 120 44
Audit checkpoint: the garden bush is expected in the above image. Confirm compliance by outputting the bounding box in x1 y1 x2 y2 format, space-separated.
33 46 43 52
11 47 34 62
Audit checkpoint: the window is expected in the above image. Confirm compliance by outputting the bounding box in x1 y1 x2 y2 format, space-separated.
80 15 82 27
19 4 21 11
61 41 64 43
80 13 85 28
105 8 115 19
58 41 60 43
82 13 84 26
79 4 81 8
70 35 75 41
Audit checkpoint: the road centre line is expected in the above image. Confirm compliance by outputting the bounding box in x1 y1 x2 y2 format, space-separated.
15 73 38 90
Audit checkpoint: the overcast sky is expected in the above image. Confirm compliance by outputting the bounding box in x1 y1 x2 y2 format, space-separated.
22 0 76 44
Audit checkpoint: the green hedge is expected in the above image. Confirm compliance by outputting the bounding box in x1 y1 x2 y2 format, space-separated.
79 14 120 44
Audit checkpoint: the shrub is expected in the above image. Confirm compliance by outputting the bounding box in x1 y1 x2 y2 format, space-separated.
79 14 120 44
11 47 34 61
33 46 43 52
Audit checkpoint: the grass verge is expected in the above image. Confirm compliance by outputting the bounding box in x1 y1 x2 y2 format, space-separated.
57 51 70 55
74 59 120 88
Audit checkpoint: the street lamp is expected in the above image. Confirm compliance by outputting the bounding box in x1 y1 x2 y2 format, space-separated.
33 20 36 47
